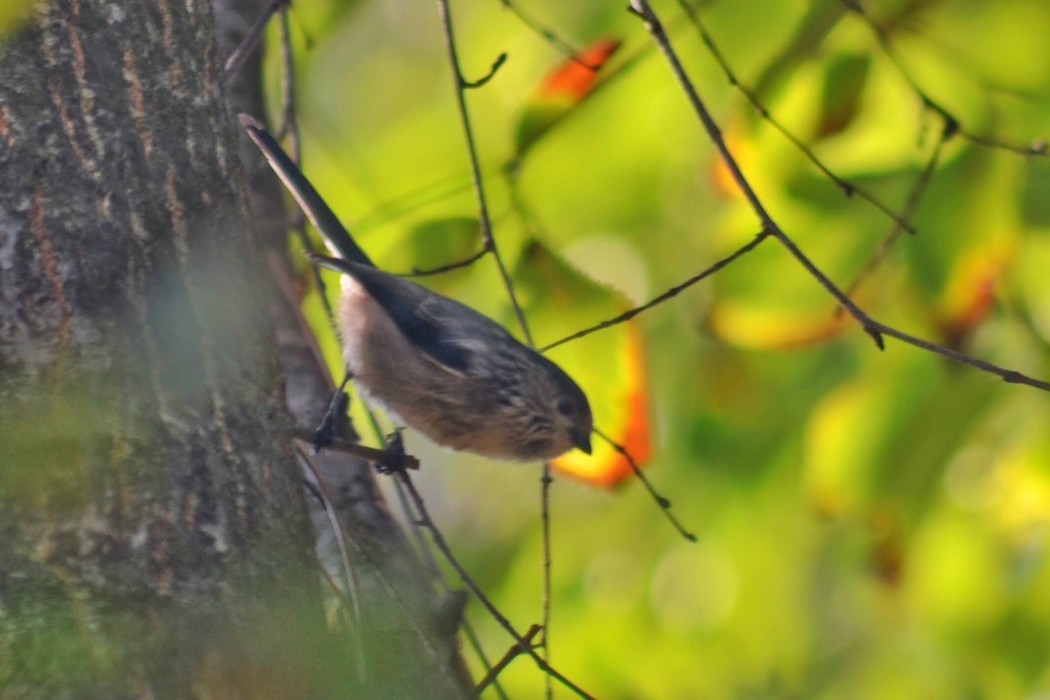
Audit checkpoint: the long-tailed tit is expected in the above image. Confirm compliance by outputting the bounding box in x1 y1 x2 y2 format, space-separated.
242 116 593 461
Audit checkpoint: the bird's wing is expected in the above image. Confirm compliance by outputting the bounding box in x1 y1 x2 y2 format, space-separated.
314 255 510 374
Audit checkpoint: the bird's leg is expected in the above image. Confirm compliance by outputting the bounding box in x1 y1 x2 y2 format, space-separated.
312 370 352 452
376 428 408 474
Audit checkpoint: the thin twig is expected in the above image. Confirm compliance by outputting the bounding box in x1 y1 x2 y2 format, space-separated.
960 132 1046 157
541 465 553 700
224 0 286 76
840 0 1047 157
464 52 509 89
593 427 697 542
362 421 511 700
316 550 357 630
841 121 950 302
298 444 475 695
629 0 1050 392
265 16 505 692
498 0 597 68
276 7 299 142
436 0 533 346
674 0 915 234
400 247 488 277
540 230 770 352
355 173 476 233
273 7 337 323
436 5 568 693
475 623 544 695
870 323 1050 390
397 470 596 700
294 444 367 682
294 428 421 470
507 176 695 544
501 170 557 695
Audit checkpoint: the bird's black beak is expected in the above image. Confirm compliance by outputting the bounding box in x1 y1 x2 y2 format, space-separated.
572 430 592 455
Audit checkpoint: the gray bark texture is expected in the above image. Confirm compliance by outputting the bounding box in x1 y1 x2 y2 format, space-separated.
0 0 469 697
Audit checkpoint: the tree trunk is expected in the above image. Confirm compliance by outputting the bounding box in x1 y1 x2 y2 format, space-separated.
0 1 340 695
0 0 473 696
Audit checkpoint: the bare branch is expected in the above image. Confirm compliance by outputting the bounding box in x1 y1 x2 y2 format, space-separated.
675 0 917 234
840 0 1048 157
629 0 1050 392
436 0 533 345
396 470 597 699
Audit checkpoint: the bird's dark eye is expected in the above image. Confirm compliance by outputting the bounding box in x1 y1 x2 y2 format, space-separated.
555 397 574 416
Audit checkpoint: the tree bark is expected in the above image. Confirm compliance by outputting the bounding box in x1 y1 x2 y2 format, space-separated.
0 1 340 695
0 0 472 696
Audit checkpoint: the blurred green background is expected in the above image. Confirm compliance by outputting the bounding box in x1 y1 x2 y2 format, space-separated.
270 0 1050 697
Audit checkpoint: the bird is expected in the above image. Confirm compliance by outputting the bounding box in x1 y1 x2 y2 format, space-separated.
241 115 593 461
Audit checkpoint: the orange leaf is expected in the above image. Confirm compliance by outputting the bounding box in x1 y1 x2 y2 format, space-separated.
551 323 652 487
515 38 621 155
708 300 851 349
938 238 1015 349
538 38 621 101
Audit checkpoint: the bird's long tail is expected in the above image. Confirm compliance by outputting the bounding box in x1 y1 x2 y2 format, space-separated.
240 114 374 267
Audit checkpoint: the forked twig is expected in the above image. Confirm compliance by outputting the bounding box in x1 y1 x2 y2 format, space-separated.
436 0 533 346
674 0 916 234
840 0 1048 158
397 469 596 700
475 623 544 694
435 5 569 690
841 121 951 303
629 0 1050 393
